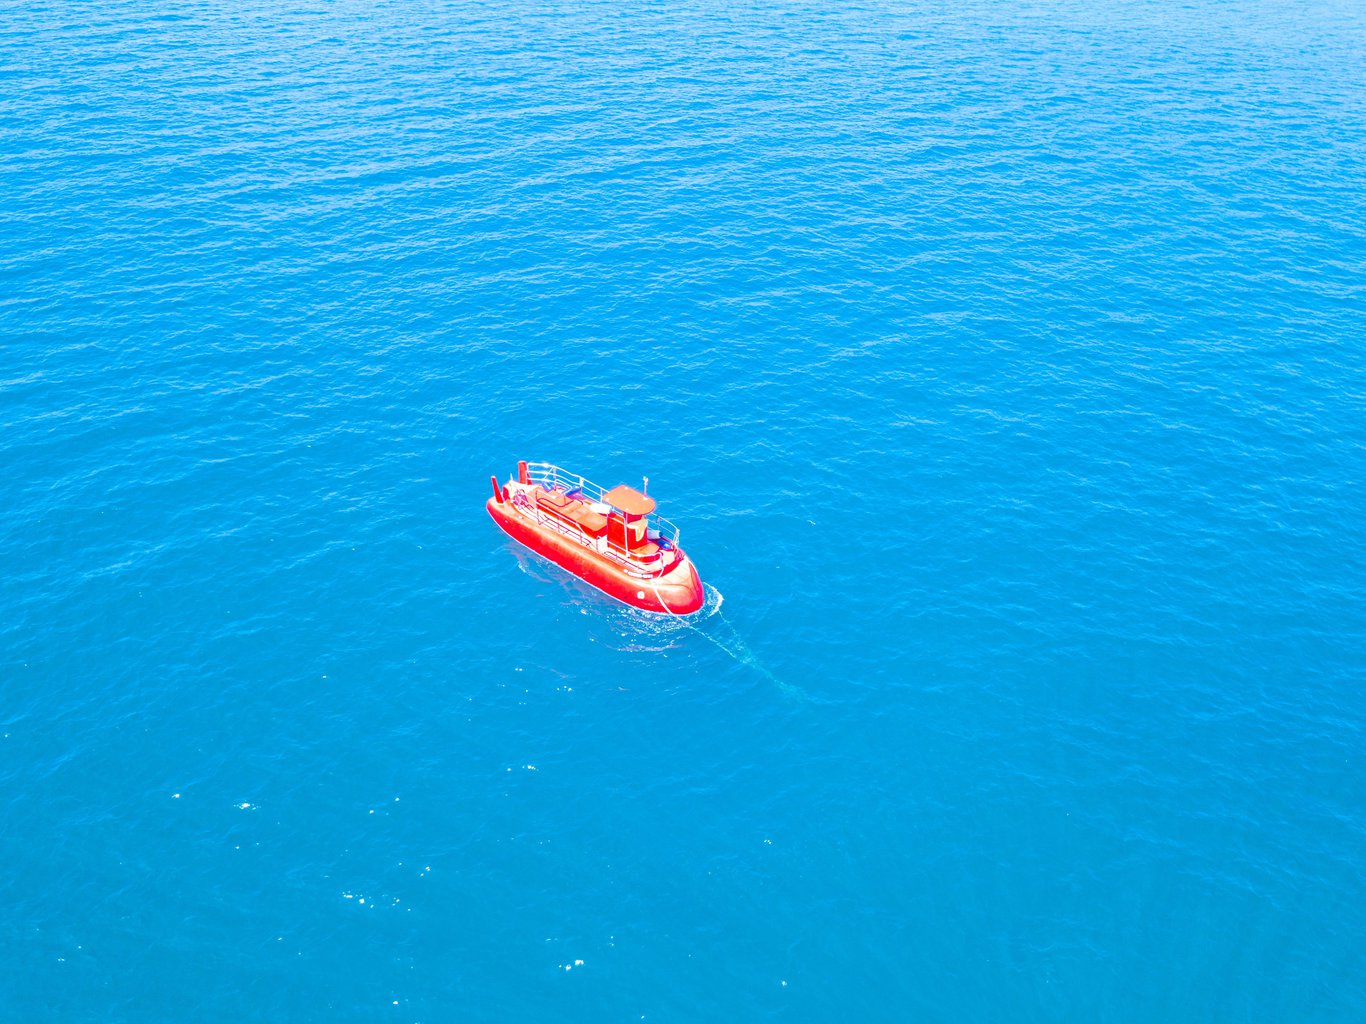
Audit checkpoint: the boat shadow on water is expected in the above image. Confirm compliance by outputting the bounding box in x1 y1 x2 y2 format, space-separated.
504 544 812 701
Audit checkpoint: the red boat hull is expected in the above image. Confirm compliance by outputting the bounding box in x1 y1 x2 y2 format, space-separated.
487 497 704 614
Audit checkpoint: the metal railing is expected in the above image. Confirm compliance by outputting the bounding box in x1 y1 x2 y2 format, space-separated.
509 487 672 580
522 461 682 548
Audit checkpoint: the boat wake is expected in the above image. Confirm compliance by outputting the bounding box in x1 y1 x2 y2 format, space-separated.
650 584 810 702
509 546 807 699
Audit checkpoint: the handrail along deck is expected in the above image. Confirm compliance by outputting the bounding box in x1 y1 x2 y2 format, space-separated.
522 461 682 548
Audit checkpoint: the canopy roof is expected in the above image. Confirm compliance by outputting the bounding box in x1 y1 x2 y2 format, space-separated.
603 484 656 517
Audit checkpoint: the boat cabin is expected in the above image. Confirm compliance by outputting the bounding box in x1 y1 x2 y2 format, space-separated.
512 461 676 566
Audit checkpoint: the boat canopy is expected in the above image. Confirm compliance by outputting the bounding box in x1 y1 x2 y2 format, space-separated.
603 485 655 517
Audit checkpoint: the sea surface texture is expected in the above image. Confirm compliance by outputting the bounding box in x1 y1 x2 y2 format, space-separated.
3 1 1364 1020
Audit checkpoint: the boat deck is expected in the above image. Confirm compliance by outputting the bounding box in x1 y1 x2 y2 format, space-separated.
521 462 681 547
523 485 663 563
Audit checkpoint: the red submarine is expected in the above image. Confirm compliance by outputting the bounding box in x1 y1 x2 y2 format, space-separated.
487 460 704 614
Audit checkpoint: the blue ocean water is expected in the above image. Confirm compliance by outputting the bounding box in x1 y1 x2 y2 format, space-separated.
3 0 1365 1019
